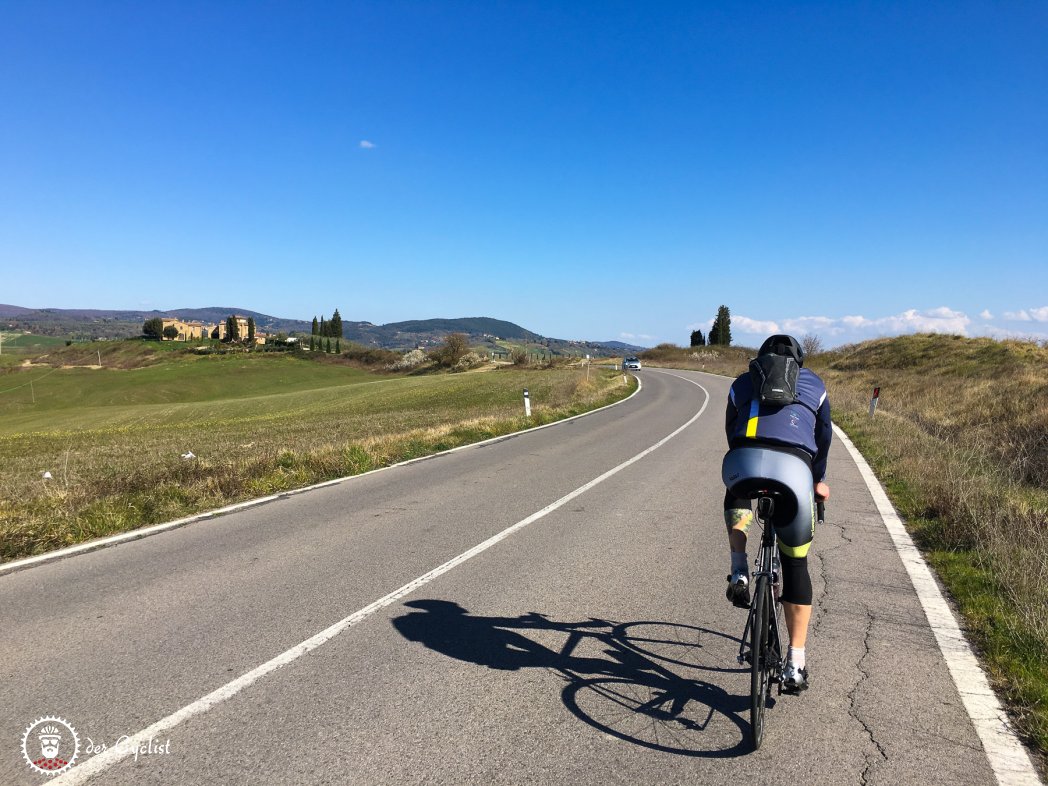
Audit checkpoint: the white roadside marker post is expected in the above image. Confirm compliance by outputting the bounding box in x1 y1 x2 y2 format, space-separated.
869 386 880 417
523 388 531 418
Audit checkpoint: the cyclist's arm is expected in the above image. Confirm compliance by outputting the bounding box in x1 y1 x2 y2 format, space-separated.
725 388 740 445
812 396 832 482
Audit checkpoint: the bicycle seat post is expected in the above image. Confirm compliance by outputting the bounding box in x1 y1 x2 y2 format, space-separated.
756 495 775 523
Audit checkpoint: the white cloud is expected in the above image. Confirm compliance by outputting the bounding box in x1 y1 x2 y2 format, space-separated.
359 140 376 149
1003 306 1048 322
927 306 965 319
976 324 1048 341
619 332 654 341
732 315 780 334
869 308 971 334
979 310 993 320
729 307 975 347
1004 310 1030 321
782 315 844 336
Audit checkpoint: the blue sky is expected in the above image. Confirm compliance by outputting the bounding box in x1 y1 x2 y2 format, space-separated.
2 1 1045 347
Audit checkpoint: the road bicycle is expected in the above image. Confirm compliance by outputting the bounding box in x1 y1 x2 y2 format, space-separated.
737 493 825 750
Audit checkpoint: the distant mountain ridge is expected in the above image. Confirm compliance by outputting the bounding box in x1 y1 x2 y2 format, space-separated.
0 305 646 354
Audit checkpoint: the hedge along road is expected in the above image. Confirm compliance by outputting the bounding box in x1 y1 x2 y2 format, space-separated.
0 369 1036 785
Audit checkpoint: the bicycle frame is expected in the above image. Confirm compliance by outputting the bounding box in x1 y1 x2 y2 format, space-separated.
736 493 786 749
736 495 784 676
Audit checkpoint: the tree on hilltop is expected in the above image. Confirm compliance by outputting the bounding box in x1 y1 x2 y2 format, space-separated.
690 329 706 347
709 306 732 346
330 309 343 339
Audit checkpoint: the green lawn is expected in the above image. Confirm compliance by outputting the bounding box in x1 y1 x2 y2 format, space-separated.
0 354 635 562
0 353 379 434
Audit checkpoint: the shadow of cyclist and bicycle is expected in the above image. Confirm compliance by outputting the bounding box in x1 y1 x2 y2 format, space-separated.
391 599 756 757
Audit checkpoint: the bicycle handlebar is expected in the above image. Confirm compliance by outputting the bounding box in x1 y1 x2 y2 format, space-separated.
816 500 825 526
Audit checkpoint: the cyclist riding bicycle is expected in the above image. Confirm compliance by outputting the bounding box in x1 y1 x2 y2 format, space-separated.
722 334 832 694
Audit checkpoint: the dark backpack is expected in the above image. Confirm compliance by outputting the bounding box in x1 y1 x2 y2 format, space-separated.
749 353 800 406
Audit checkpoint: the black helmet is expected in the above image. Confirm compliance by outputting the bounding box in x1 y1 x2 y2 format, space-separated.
758 334 805 366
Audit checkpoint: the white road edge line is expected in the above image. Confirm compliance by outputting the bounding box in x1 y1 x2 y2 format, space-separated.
1 372 643 577
53 374 709 784
834 424 1041 786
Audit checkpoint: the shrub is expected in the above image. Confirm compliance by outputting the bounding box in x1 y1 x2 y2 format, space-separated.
453 352 485 372
389 349 428 371
429 333 471 368
340 345 400 366
510 348 529 366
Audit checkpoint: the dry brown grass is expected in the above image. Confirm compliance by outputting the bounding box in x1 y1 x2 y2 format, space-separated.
648 333 1048 759
817 335 1048 759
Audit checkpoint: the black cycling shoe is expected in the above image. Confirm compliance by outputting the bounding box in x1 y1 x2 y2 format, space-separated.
782 664 810 694
725 574 751 609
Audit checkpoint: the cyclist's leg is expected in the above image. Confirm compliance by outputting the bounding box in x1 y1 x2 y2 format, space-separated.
724 490 753 606
724 489 753 556
768 457 816 690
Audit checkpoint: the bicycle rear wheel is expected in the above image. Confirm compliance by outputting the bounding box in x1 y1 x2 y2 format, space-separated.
749 574 771 750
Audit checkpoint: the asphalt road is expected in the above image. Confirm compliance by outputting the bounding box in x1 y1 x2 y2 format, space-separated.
0 369 1021 784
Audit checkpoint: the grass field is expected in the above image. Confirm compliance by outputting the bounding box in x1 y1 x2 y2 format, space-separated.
640 335 1048 769
0 345 634 565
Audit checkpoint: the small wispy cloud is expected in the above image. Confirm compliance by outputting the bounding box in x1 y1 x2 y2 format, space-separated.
1004 306 1048 322
978 324 1048 341
782 315 843 336
733 315 781 335
980 310 993 320
359 140 376 149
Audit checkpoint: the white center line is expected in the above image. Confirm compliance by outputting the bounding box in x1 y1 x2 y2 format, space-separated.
55 374 710 784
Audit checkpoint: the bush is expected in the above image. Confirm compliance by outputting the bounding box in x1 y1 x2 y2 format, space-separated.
429 333 471 368
510 348 529 366
339 344 400 366
389 349 428 371
453 352 485 372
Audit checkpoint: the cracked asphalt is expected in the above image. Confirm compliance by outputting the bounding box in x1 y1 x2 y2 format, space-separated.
0 368 1011 784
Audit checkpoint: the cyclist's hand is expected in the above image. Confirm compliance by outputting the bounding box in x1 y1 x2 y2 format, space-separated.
814 482 830 501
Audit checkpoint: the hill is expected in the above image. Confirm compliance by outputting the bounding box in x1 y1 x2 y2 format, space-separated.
643 332 1048 760
0 305 646 355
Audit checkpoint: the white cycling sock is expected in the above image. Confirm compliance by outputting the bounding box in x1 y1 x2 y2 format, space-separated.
788 646 806 670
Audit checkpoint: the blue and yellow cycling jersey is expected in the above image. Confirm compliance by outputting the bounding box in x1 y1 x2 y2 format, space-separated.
725 367 832 482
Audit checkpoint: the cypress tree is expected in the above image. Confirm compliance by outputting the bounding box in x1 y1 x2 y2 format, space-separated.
330 309 343 338
312 316 318 335
709 305 732 346
326 337 332 353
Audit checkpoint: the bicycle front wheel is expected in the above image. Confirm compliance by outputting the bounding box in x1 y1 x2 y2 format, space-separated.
749 574 771 750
